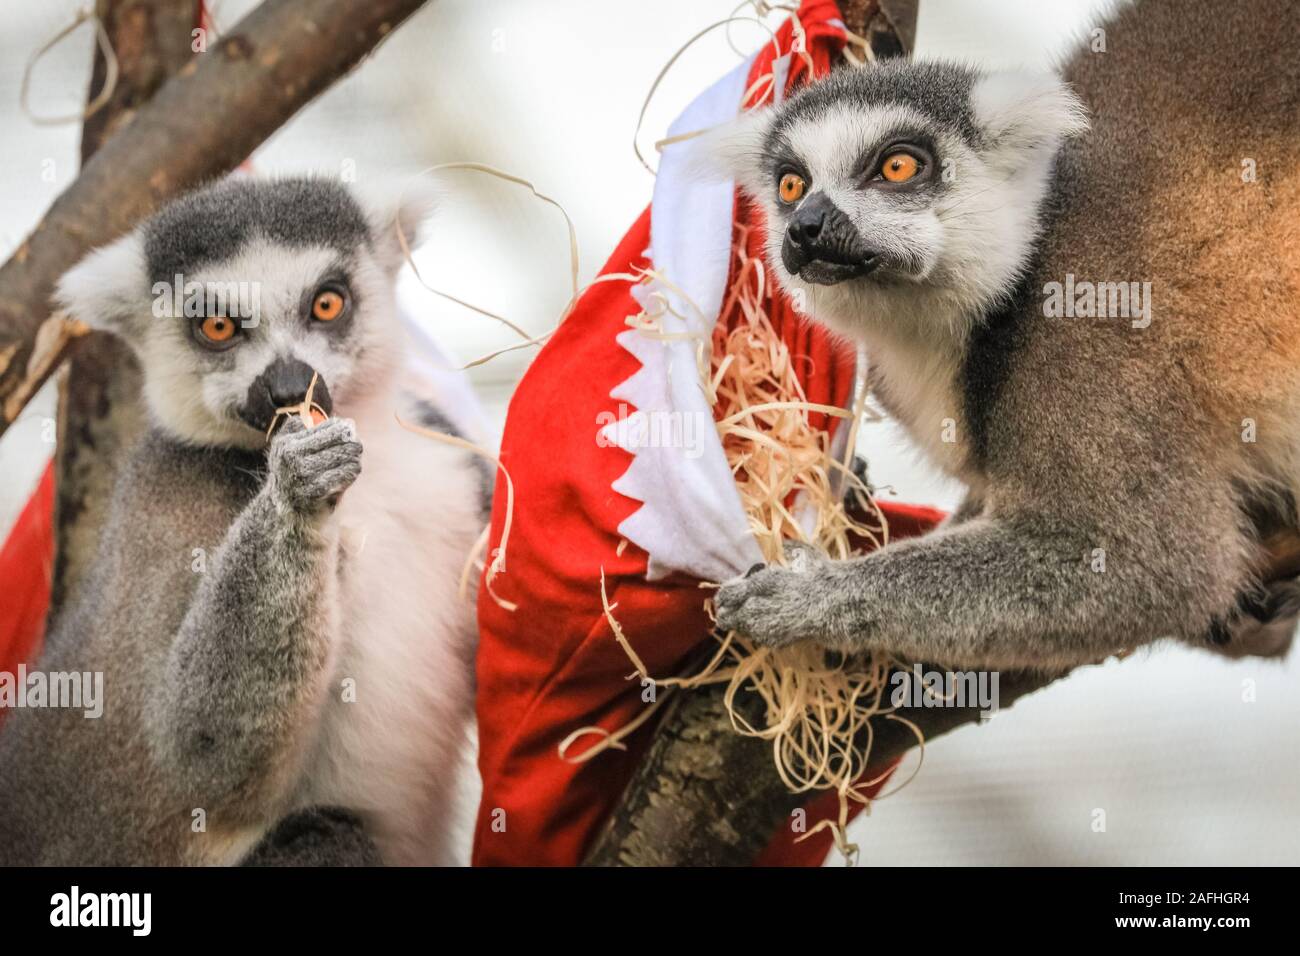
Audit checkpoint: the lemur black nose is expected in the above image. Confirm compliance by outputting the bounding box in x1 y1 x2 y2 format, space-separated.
781 192 877 285
787 208 824 246
266 358 324 410
238 357 333 433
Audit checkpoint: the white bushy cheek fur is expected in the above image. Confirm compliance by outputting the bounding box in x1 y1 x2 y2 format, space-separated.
140 324 238 448
330 253 404 405
931 145 1055 309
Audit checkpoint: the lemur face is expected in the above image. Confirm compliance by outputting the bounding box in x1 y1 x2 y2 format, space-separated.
57 177 433 449
707 60 1086 338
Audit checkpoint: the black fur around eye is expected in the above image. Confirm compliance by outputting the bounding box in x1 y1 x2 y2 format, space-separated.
779 172 807 204
860 138 937 189
312 289 346 322
880 152 923 182
306 280 352 326
192 313 242 351
771 156 810 204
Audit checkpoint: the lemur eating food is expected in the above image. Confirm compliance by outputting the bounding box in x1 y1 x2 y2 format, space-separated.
0 177 488 864
712 0 1300 668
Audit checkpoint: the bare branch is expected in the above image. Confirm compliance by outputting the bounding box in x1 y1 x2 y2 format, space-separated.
583 668 1067 866
51 0 196 614
0 0 432 440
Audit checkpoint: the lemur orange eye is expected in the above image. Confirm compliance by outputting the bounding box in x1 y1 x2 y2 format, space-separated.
312 290 344 321
199 315 236 343
881 152 920 183
779 172 806 204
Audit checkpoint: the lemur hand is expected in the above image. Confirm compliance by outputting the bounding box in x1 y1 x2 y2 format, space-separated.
267 417 363 514
714 540 850 649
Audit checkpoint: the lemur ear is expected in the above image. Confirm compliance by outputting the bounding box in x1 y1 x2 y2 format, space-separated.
359 177 441 274
54 229 151 341
684 107 777 198
972 71 1089 163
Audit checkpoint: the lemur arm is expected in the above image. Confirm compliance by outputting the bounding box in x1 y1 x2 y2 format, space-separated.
148 418 361 819
716 507 1245 670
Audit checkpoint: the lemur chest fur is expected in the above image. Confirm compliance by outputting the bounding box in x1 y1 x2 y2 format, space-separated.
863 329 973 482
292 402 482 865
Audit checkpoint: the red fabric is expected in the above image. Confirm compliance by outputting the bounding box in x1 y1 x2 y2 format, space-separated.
472 0 941 867
0 460 55 724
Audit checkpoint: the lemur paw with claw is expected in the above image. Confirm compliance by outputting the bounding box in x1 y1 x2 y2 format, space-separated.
715 541 855 649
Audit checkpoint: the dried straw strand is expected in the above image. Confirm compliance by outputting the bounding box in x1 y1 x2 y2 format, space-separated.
583 223 914 861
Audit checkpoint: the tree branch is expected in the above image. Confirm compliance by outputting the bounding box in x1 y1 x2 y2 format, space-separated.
51 0 196 614
583 668 1068 867
0 0 432 441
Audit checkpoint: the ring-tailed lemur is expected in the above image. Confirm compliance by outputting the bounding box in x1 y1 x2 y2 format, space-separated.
0 177 489 864
711 0 1300 669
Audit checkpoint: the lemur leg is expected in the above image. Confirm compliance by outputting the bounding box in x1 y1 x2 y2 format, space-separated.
239 807 381 867
148 417 362 818
715 511 1244 670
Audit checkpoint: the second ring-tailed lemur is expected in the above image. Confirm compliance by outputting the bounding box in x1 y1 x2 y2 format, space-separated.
0 177 488 864
711 0 1300 668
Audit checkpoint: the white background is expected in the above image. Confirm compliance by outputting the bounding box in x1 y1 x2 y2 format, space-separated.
1 0 1295 865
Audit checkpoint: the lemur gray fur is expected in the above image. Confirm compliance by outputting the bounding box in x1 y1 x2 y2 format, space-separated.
0 177 487 864
712 0 1300 669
